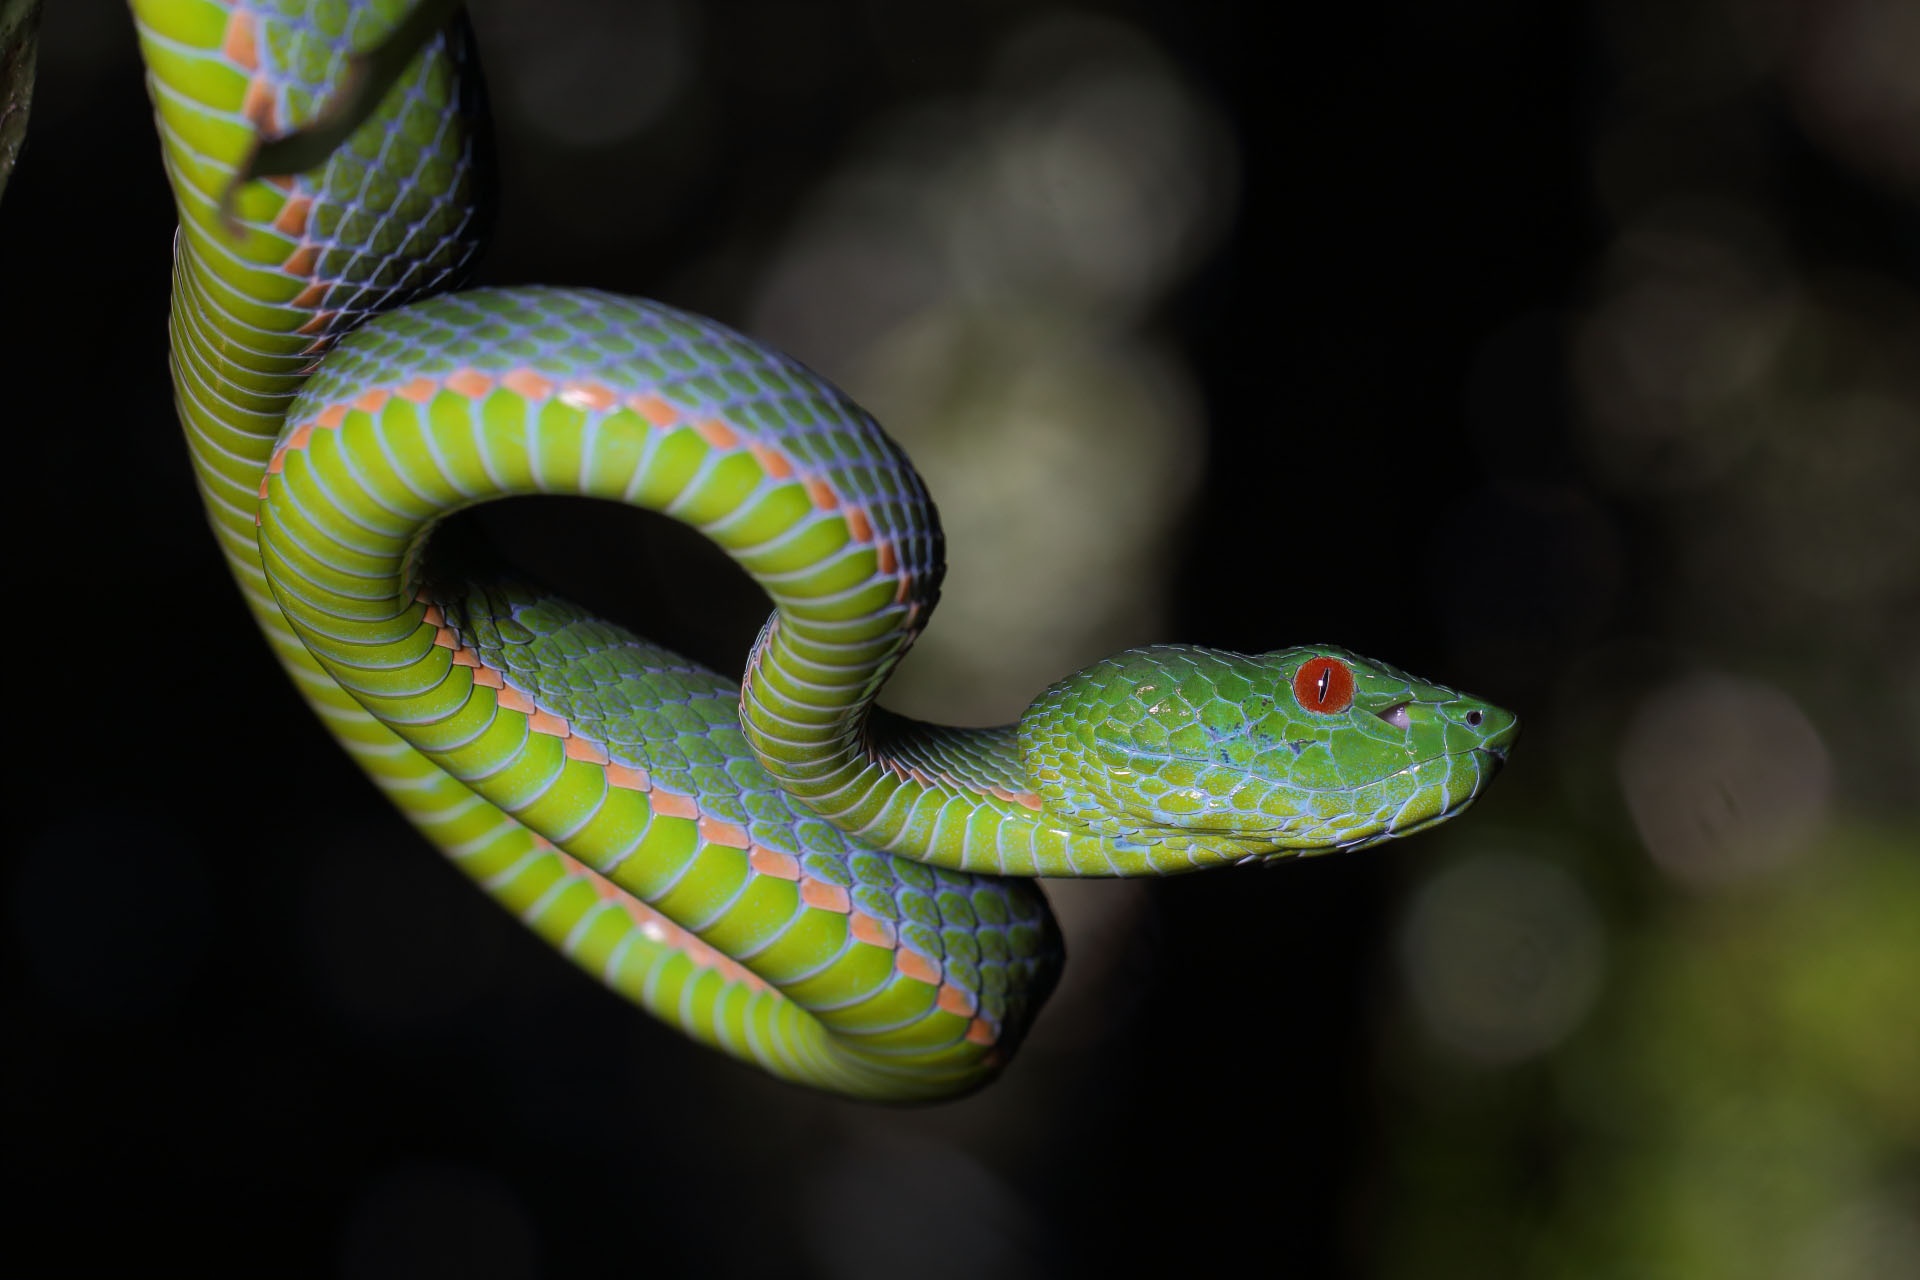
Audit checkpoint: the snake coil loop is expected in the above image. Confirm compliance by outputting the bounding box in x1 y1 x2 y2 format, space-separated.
131 0 1516 1099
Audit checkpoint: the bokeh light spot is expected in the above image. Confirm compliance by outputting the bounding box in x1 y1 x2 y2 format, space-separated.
1616 672 1831 888
1401 852 1606 1065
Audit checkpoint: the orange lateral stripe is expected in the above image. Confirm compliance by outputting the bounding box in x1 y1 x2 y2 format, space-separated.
471 666 504 689
272 194 312 236
749 444 792 479
896 949 941 985
502 368 554 400
800 880 851 914
241 78 276 131
286 422 314 451
420 603 445 626
850 913 895 947
966 1018 996 1046
651 791 698 820
875 541 897 574
446 368 493 398
398 376 438 404
354 388 390 414
559 381 617 411
223 9 258 70
696 418 740 449
845 506 872 542
265 449 286 475
451 648 480 668
432 626 458 649
605 764 652 792
698 817 750 849
937 984 977 1017
630 394 680 426
316 403 347 430
282 244 319 277
748 846 801 881
564 737 610 765
291 280 328 308
527 710 569 737
806 478 839 510
496 686 535 714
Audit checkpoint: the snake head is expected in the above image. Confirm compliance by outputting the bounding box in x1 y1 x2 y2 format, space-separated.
1016 645 1518 864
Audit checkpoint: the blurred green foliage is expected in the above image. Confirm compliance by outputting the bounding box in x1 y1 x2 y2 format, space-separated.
1378 2 1920 1271
1384 826 1919 1279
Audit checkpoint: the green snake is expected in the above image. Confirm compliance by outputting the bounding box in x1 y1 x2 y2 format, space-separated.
129 0 1518 1100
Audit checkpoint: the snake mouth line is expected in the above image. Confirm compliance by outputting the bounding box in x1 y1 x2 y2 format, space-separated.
1131 741 1508 852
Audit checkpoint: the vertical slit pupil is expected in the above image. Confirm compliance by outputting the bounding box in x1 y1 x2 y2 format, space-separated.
1294 658 1353 714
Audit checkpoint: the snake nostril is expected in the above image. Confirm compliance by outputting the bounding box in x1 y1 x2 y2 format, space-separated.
1466 710 1483 727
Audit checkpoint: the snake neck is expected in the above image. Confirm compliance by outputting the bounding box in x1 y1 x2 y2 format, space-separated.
135 0 485 587
739 623 1172 875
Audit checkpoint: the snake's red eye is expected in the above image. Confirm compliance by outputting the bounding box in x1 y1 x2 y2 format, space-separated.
1292 656 1355 714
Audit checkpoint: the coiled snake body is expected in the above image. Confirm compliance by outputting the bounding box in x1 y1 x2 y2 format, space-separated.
130 0 1517 1100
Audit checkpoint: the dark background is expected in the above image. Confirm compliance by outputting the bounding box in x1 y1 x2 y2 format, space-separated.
5 2 1915 1277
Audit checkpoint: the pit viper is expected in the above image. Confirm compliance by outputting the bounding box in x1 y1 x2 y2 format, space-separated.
129 0 1518 1100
